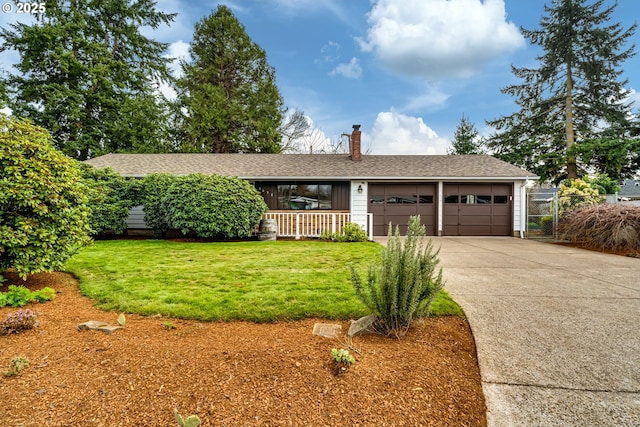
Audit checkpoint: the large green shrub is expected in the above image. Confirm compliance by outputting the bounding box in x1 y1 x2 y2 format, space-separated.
162 173 267 239
350 216 444 337
558 179 603 217
0 115 91 280
139 173 177 236
583 174 620 195
79 164 138 235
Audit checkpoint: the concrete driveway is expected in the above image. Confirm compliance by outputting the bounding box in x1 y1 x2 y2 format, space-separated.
377 236 640 426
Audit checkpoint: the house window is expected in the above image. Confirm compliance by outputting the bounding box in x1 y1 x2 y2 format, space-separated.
448 194 495 204
494 195 509 204
445 195 459 203
387 195 417 204
277 184 332 210
418 195 434 204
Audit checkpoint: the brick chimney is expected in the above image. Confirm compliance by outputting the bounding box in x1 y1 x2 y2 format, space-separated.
350 124 362 161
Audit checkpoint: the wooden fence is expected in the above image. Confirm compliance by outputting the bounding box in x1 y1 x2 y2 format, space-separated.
262 211 373 240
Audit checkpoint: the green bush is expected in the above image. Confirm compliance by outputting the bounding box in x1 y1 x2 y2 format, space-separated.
162 174 267 239
30 286 56 303
540 215 553 235
79 164 138 236
320 222 368 242
584 174 620 195
4 285 31 307
350 216 444 337
0 115 91 280
0 285 55 308
139 173 177 236
558 179 603 217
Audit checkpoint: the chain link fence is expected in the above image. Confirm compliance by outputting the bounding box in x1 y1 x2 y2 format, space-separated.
526 189 611 239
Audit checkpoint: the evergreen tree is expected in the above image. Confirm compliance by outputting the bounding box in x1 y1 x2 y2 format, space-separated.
487 0 637 183
176 5 284 153
447 114 485 155
0 0 176 160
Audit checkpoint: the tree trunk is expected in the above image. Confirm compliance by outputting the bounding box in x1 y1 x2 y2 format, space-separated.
565 64 578 179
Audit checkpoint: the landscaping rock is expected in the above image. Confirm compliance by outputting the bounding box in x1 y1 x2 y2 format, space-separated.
312 323 342 338
347 314 377 337
77 320 123 334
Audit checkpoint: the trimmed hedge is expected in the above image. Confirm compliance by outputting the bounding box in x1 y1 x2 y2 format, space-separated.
161 173 267 239
79 164 138 235
139 173 177 236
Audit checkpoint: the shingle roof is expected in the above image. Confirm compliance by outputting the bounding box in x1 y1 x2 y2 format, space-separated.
620 180 640 197
84 153 538 180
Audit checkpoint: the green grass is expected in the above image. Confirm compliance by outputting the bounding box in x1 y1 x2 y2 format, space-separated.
65 239 462 322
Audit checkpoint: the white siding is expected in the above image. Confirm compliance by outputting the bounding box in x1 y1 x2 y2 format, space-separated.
350 180 368 230
513 181 526 237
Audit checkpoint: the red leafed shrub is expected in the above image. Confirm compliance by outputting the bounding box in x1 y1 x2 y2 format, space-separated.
558 204 640 252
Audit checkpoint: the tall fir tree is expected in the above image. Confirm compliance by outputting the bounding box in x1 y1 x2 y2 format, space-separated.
176 5 284 153
487 0 637 183
0 0 176 160
447 114 485 155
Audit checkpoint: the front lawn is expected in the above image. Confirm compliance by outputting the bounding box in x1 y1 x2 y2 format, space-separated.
65 239 461 322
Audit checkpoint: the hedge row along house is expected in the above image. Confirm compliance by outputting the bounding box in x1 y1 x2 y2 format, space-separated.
85 125 538 239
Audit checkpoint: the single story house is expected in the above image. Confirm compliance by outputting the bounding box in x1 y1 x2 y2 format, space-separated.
620 180 640 201
85 125 538 238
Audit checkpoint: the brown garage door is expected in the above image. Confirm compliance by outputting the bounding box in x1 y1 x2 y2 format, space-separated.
369 183 437 236
443 183 512 236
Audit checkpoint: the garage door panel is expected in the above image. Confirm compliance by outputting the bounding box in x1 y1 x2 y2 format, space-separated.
369 183 436 236
385 205 418 215
459 215 492 226
443 183 513 236
459 205 491 214
459 225 491 235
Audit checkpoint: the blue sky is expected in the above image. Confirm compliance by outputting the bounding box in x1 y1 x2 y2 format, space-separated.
2 0 639 154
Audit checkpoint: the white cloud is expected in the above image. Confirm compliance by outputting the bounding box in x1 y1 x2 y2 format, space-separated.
158 40 191 100
403 83 450 111
369 110 450 154
317 41 341 64
360 0 524 79
330 57 363 79
627 88 640 109
165 40 191 75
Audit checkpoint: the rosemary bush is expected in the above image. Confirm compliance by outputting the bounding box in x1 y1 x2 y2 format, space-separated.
350 216 444 336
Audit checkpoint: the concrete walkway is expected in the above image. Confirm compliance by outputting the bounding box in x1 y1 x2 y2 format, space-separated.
375 236 640 426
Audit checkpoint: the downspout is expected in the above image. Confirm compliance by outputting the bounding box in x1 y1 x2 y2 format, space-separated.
437 181 444 236
520 180 535 239
520 183 526 239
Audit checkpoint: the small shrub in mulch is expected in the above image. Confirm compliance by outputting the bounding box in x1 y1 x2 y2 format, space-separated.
558 204 640 253
0 309 39 335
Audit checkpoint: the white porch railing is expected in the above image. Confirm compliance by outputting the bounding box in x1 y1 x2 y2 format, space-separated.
262 211 373 240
